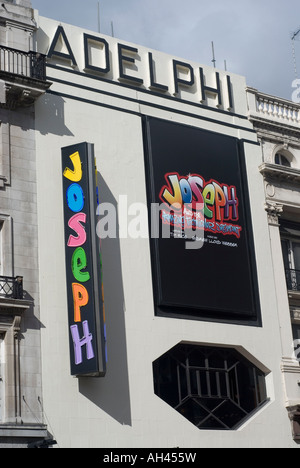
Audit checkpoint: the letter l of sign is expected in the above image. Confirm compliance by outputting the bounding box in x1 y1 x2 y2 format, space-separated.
63 151 82 182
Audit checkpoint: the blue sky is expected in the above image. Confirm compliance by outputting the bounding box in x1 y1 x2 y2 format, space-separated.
32 0 300 100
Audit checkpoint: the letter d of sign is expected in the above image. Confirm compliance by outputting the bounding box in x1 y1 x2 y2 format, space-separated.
62 142 106 377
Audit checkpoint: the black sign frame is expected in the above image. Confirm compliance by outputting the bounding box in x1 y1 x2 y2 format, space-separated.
143 117 261 326
62 142 106 377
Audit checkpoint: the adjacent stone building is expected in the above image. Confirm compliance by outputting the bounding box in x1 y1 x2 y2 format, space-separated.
247 88 300 440
0 0 50 447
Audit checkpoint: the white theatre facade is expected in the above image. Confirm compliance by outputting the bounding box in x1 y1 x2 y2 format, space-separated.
0 0 299 448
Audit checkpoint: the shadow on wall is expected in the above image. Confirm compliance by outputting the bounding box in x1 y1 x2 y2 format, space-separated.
34 93 74 137
78 173 132 427
0 93 74 137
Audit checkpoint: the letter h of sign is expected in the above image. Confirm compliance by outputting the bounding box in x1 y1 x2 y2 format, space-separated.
223 186 238 220
70 321 95 365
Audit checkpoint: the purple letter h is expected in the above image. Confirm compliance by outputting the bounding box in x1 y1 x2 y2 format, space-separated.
70 321 95 365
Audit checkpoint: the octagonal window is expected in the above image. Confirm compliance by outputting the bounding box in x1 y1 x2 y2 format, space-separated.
153 344 268 430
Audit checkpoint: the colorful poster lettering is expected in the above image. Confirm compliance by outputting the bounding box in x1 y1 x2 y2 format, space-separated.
144 117 261 323
159 172 242 238
62 143 106 377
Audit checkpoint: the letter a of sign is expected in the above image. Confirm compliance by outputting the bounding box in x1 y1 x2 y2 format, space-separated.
48 26 77 67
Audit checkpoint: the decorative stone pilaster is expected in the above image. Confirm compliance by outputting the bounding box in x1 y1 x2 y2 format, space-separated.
264 200 283 226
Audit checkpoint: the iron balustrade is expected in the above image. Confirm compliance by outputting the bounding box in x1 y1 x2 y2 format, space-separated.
0 46 47 81
285 269 300 292
0 276 23 300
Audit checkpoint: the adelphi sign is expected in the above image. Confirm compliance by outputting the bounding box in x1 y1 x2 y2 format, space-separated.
46 25 234 112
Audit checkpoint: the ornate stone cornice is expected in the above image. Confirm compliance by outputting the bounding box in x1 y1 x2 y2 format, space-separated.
259 162 300 184
0 71 52 110
250 115 300 140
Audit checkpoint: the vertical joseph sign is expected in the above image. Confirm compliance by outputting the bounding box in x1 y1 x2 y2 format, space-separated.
62 142 106 377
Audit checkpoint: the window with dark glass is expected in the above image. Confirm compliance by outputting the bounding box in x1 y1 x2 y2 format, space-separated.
280 221 300 292
280 221 300 367
275 153 291 167
0 333 4 422
292 324 300 366
153 344 268 430
0 221 2 275
293 324 300 341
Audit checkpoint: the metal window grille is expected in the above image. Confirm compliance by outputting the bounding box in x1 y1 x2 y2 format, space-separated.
153 344 268 430
0 276 23 300
285 269 300 292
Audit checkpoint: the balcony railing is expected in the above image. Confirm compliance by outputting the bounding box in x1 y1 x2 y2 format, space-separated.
0 276 23 300
285 269 300 292
0 45 47 81
247 87 300 128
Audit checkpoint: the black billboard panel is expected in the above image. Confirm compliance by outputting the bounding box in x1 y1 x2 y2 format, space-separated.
143 117 260 323
62 142 107 377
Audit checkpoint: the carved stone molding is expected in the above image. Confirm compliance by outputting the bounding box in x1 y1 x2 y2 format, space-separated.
0 72 51 110
287 405 300 441
264 200 283 226
259 162 300 184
